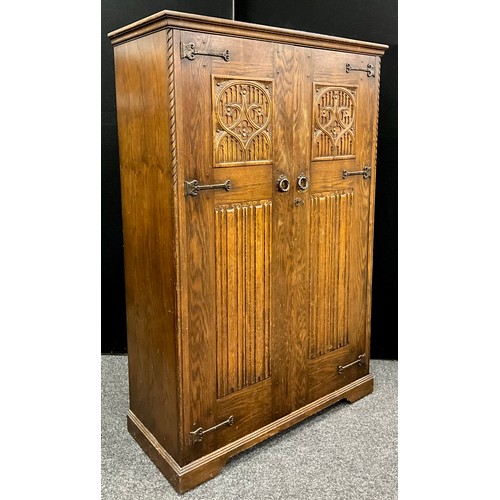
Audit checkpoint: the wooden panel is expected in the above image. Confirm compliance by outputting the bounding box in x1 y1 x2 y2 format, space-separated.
271 43 312 418
312 84 357 160
363 55 382 366
210 35 275 77
312 50 369 83
346 77 373 374
215 200 272 398
177 29 218 460
114 30 180 459
215 378 272 446
307 345 364 400
212 165 272 204
307 49 376 403
270 42 295 420
213 77 273 167
309 189 353 358
176 29 278 461
288 45 313 412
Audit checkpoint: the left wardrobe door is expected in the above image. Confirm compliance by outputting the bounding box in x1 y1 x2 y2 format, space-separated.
174 29 276 461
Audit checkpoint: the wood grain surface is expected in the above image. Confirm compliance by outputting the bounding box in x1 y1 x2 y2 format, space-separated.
110 10 386 492
108 9 388 55
114 30 180 459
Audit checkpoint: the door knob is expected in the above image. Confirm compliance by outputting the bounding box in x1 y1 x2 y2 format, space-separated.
277 174 290 192
297 172 309 191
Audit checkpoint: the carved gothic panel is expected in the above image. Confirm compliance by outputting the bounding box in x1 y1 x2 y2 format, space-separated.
312 84 357 160
213 77 273 167
215 200 272 398
309 190 353 358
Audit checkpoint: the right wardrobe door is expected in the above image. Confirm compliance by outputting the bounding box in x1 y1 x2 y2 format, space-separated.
305 49 379 404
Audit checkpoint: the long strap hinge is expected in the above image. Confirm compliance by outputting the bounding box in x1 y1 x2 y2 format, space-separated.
343 166 371 180
338 354 366 374
346 63 375 77
190 415 234 443
181 42 230 62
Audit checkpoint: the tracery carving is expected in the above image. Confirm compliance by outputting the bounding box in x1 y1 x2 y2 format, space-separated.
213 78 273 166
313 85 357 160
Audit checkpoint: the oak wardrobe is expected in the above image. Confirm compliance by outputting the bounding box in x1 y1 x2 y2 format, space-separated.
109 10 387 493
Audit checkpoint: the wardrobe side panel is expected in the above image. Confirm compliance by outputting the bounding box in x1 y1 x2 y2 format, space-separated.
113 30 180 460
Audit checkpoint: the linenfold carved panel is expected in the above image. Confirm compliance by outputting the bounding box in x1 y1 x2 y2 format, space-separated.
213 77 273 167
312 84 357 160
215 200 272 398
309 190 353 358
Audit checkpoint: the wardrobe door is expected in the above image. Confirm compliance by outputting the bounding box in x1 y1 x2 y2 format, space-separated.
305 50 379 403
175 30 277 461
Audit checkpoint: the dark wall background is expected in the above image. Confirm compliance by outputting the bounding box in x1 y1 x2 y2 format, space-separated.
102 0 397 359
102 0 233 353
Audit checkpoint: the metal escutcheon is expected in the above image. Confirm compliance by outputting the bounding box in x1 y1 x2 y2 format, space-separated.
297 172 309 191
277 174 290 193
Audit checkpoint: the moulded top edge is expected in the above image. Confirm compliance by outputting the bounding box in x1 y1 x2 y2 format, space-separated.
107 9 389 55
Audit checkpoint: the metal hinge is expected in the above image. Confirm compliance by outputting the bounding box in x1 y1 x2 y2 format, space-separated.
343 166 371 180
185 178 232 197
338 354 366 374
190 415 234 443
346 63 375 77
181 42 230 62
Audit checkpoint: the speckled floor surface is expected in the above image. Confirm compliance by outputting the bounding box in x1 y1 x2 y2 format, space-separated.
101 356 397 499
